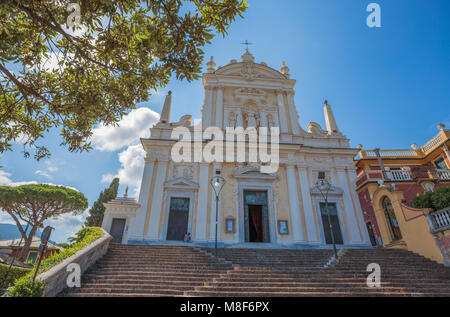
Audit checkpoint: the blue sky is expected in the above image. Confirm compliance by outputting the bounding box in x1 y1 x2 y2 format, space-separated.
1 0 449 242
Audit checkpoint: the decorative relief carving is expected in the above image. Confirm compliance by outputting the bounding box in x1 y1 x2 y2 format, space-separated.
307 122 328 136
172 164 194 180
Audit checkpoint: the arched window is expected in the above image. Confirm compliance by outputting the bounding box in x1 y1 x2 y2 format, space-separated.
381 196 402 241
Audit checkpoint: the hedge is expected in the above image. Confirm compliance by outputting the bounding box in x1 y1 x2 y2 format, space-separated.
0 263 31 291
413 186 450 211
7 227 104 297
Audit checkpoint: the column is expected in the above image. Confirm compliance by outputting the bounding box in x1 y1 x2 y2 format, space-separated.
347 168 371 244
260 111 268 129
336 168 361 243
443 144 450 163
277 90 289 134
128 158 155 240
145 159 168 240
195 163 210 241
297 166 319 242
286 164 304 241
236 109 243 128
215 86 224 129
287 91 300 135
202 85 213 130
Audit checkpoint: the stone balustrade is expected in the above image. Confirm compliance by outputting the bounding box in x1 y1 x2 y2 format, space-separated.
37 229 112 297
427 207 450 233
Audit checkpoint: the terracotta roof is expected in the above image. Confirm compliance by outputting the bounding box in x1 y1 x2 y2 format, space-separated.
0 254 32 268
0 237 62 250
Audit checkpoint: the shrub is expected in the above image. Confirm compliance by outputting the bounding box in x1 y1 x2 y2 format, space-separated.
6 275 44 297
0 263 31 290
432 186 450 210
7 227 104 297
412 190 434 209
413 186 450 211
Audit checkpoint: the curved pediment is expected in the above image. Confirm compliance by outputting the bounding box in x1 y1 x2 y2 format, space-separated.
215 62 287 80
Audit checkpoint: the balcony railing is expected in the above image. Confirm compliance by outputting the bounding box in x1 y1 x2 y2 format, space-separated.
355 168 450 187
423 133 444 153
437 169 450 180
363 150 418 158
358 130 449 159
387 170 411 181
427 207 450 233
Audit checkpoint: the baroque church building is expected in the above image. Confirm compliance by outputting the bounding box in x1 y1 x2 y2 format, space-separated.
102 50 371 249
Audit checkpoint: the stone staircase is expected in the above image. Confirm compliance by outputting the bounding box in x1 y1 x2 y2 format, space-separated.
60 244 450 297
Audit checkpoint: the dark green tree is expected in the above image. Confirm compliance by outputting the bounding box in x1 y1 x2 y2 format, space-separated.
413 186 450 211
0 0 248 160
84 177 119 227
0 184 88 262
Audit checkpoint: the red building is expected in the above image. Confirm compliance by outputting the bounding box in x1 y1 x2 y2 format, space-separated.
353 124 450 263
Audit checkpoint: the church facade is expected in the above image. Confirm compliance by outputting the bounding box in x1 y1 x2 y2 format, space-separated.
102 50 371 249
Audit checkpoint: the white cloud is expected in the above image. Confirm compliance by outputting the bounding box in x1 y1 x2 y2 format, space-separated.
91 107 160 152
101 174 115 184
0 170 78 191
100 144 146 198
0 171 12 185
0 171 37 187
44 208 89 243
35 170 53 180
45 161 59 173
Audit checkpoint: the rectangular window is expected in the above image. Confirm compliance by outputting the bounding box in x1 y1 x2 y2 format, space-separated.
435 157 448 170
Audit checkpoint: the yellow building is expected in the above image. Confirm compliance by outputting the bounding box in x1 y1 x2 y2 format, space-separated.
355 125 450 265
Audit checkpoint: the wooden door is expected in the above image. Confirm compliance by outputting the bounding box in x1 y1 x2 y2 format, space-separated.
110 218 126 243
320 203 344 245
166 198 190 241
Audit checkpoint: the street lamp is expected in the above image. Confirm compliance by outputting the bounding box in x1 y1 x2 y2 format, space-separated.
314 176 338 259
210 175 225 257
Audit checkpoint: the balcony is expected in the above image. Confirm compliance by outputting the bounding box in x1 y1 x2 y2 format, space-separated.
355 167 450 188
388 170 412 181
358 129 449 160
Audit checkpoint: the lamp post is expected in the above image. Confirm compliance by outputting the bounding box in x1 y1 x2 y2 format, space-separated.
314 177 338 259
210 175 225 257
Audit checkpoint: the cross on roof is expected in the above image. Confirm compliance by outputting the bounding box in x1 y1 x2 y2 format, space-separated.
241 40 253 52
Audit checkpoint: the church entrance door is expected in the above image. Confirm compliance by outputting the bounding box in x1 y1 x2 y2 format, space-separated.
244 191 270 243
166 197 190 241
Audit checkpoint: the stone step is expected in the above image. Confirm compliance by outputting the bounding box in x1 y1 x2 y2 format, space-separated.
194 285 450 293
213 276 449 283
185 290 449 297
88 266 230 273
83 272 218 279
83 278 210 285
79 282 203 290
204 281 450 289
60 245 450 297
67 288 186 295
62 292 185 297
94 262 233 269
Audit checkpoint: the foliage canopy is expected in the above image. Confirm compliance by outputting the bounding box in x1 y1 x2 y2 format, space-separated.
0 0 248 159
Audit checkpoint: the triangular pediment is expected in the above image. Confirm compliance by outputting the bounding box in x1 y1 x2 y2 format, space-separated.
215 62 287 80
164 177 199 190
231 164 278 180
310 185 344 196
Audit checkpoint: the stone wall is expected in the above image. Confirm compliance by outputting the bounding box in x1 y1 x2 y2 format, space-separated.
38 229 112 297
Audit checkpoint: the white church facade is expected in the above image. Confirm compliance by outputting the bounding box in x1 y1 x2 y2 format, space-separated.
102 50 371 249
